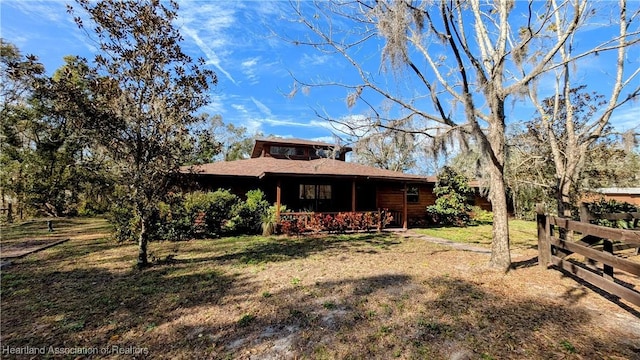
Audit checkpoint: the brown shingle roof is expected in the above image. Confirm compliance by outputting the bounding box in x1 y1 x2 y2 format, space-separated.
181 157 435 182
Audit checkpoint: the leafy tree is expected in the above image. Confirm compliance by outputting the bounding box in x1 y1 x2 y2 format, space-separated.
426 167 473 226
352 127 417 172
0 40 45 216
184 114 257 165
69 0 216 267
26 56 114 216
1 42 109 217
583 133 640 189
286 1 638 270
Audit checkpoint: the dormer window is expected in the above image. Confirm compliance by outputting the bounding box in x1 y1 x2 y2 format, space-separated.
270 146 305 157
251 137 352 160
315 148 341 159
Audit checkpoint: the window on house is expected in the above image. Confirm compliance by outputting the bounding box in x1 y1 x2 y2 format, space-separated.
299 184 332 200
314 148 341 159
407 186 419 203
318 185 332 199
300 184 316 199
270 146 305 157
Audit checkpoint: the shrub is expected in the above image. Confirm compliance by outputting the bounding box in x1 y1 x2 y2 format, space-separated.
228 189 270 234
262 204 289 236
280 211 393 235
377 209 394 229
426 166 473 226
280 217 305 236
108 203 140 243
152 193 193 241
184 189 239 237
585 198 639 229
470 206 493 225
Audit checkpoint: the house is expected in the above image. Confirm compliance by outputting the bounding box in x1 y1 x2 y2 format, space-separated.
584 187 640 206
180 137 490 229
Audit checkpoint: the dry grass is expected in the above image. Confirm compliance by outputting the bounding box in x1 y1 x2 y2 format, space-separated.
413 220 538 251
1 219 639 359
1 218 112 254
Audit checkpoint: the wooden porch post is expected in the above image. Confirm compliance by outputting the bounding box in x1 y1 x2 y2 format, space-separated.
276 179 281 222
351 180 356 212
403 183 408 230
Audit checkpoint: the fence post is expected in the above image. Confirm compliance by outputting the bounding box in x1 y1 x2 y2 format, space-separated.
7 203 12 223
537 203 550 267
603 239 614 281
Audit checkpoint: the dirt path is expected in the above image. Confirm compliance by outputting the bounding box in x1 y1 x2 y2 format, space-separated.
1 217 111 269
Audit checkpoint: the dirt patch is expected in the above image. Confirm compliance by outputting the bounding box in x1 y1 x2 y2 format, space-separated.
0 239 68 259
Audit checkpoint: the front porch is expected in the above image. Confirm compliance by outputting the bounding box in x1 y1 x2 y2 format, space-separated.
271 177 410 230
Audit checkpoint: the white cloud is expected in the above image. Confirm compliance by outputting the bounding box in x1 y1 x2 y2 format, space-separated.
251 97 273 117
242 58 259 68
241 57 260 84
245 119 263 134
262 119 314 127
7 1 69 23
299 53 331 67
231 104 248 113
310 135 338 144
609 104 640 131
182 26 236 85
201 94 227 115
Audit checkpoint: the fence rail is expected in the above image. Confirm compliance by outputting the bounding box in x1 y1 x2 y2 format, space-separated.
537 209 640 307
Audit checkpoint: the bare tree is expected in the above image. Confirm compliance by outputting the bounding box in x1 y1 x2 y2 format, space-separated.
352 125 418 172
285 0 639 270
528 0 640 217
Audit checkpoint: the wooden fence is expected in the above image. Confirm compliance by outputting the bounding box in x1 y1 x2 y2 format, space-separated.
537 208 640 307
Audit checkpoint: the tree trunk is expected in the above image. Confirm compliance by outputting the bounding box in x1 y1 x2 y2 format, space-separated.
556 178 573 218
488 160 511 270
137 211 149 268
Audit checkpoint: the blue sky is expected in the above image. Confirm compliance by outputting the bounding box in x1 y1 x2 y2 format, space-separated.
1 1 638 149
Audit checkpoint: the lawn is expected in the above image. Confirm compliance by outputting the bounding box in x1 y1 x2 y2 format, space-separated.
1 217 113 245
1 218 639 359
413 219 538 250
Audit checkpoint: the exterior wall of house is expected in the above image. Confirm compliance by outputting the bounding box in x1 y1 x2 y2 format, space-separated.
583 193 640 206
376 183 437 222
186 174 495 226
260 143 347 161
472 192 492 211
277 178 352 212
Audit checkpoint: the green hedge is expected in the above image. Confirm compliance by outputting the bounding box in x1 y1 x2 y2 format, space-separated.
108 189 271 242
